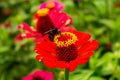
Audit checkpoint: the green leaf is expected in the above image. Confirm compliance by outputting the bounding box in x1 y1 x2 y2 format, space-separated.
70 70 94 80
89 76 105 80
93 0 106 15
99 19 115 29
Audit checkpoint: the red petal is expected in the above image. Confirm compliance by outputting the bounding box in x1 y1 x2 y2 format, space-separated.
18 23 34 33
35 40 56 54
59 26 76 32
14 34 24 43
69 61 78 72
36 55 42 61
56 61 69 68
75 57 89 64
49 10 72 29
78 40 99 54
79 51 94 59
74 31 91 47
44 60 57 68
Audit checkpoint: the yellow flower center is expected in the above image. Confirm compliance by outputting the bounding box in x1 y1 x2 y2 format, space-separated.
54 32 78 47
46 2 55 9
37 8 49 16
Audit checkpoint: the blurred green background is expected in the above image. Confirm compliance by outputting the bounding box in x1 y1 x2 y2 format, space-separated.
0 0 120 80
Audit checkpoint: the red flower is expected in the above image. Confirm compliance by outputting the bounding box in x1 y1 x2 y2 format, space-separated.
15 8 73 42
34 31 99 72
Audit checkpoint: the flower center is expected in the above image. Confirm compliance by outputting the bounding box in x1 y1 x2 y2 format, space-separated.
56 44 78 62
46 2 55 9
54 32 78 47
54 32 78 62
36 8 55 35
37 8 49 17
32 75 43 80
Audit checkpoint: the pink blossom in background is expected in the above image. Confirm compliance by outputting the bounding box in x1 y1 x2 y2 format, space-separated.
14 23 42 43
35 8 73 34
39 0 64 11
22 70 54 80
15 8 74 42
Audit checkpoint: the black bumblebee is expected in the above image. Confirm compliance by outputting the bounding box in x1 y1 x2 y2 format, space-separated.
43 28 61 41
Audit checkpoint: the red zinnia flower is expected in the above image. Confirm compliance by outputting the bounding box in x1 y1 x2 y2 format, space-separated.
34 31 99 72
15 8 73 42
22 70 53 80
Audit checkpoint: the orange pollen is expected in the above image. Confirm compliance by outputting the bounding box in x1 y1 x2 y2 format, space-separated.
54 32 78 47
46 2 55 9
37 8 49 16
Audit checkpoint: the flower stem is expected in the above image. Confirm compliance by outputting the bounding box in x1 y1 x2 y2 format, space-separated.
64 69 69 80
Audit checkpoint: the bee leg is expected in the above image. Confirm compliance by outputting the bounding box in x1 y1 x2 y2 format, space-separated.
48 33 54 41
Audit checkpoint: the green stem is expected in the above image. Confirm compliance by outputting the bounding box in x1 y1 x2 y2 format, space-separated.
64 69 69 80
